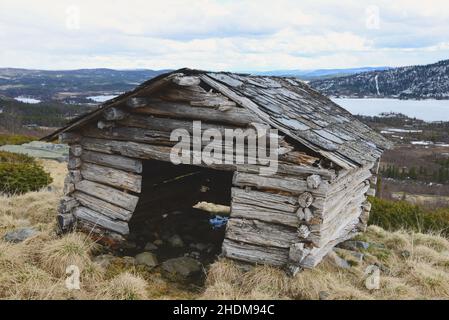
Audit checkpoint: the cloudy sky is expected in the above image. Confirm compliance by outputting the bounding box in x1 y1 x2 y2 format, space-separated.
0 0 448 71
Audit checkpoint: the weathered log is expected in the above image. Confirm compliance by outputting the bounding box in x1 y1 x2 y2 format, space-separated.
233 172 329 196
172 75 201 86
57 213 75 232
297 192 313 208
306 174 321 189
69 145 82 157
67 156 81 170
59 132 81 144
73 206 129 235
72 191 133 221
231 188 298 213
58 196 79 213
75 180 139 211
129 99 256 126
97 120 115 130
80 162 142 193
222 239 289 267
225 218 297 248
81 150 143 174
230 201 298 228
103 107 128 121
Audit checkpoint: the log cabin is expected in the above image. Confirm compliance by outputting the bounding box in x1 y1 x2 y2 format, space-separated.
43 68 392 274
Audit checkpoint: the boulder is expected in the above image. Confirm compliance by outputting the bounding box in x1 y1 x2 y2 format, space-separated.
135 252 158 267
162 257 202 279
3 227 38 243
327 251 351 269
144 242 158 251
338 240 370 251
168 234 184 248
93 254 115 269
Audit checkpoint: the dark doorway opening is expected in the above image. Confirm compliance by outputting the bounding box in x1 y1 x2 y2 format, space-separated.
127 159 233 271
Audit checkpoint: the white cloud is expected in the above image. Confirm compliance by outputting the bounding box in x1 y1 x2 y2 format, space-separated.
0 0 448 70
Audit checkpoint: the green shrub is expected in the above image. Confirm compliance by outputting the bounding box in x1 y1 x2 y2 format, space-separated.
0 162 53 195
0 151 35 164
0 134 35 146
368 196 449 237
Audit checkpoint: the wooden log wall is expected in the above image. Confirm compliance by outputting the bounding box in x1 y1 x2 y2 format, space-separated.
223 162 375 272
57 74 377 268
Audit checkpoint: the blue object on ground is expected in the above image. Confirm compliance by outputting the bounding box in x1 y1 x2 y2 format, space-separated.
209 216 228 229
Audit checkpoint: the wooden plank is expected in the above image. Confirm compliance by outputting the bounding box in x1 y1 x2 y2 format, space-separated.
231 187 298 213
81 137 172 163
72 191 133 222
80 162 142 193
103 107 128 121
222 239 288 266
73 206 130 235
118 114 240 133
231 201 299 228
172 75 201 86
129 99 257 126
233 172 329 196
59 132 81 144
81 150 142 174
226 218 297 248
75 180 139 211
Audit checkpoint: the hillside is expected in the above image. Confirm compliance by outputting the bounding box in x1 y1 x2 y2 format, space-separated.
0 160 449 300
0 68 171 104
310 60 449 99
253 66 390 81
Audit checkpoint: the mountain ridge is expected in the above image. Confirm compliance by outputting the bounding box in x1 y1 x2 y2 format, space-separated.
310 59 449 100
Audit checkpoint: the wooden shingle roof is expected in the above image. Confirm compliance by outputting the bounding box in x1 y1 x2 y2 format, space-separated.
43 68 392 169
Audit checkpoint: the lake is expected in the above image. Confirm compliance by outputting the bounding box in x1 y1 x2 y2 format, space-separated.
332 98 449 122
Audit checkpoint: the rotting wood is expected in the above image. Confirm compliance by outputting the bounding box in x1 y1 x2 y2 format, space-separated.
80 162 142 193
225 218 297 249
72 191 132 221
129 99 257 126
67 156 81 170
233 172 329 196
75 179 139 211
58 196 79 213
81 150 143 174
230 201 299 228
73 206 129 235
69 145 82 157
222 239 289 267
103 107 128 121
57 213 75 232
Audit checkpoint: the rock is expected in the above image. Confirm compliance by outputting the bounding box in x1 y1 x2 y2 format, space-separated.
334 248 364 262
122 256 137 266
94 254 115 269
168 234 184 248
135 252 158 267
327 251 351 269
338 240 370 251
162 257 202 279
120 241 138 251
3 227 38 243
144 242 158 251
190 243 209 251
154 239 163 246
319 291 330 300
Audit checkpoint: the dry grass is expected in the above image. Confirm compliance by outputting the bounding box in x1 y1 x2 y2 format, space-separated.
1 160 449 300
202 226 449 300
